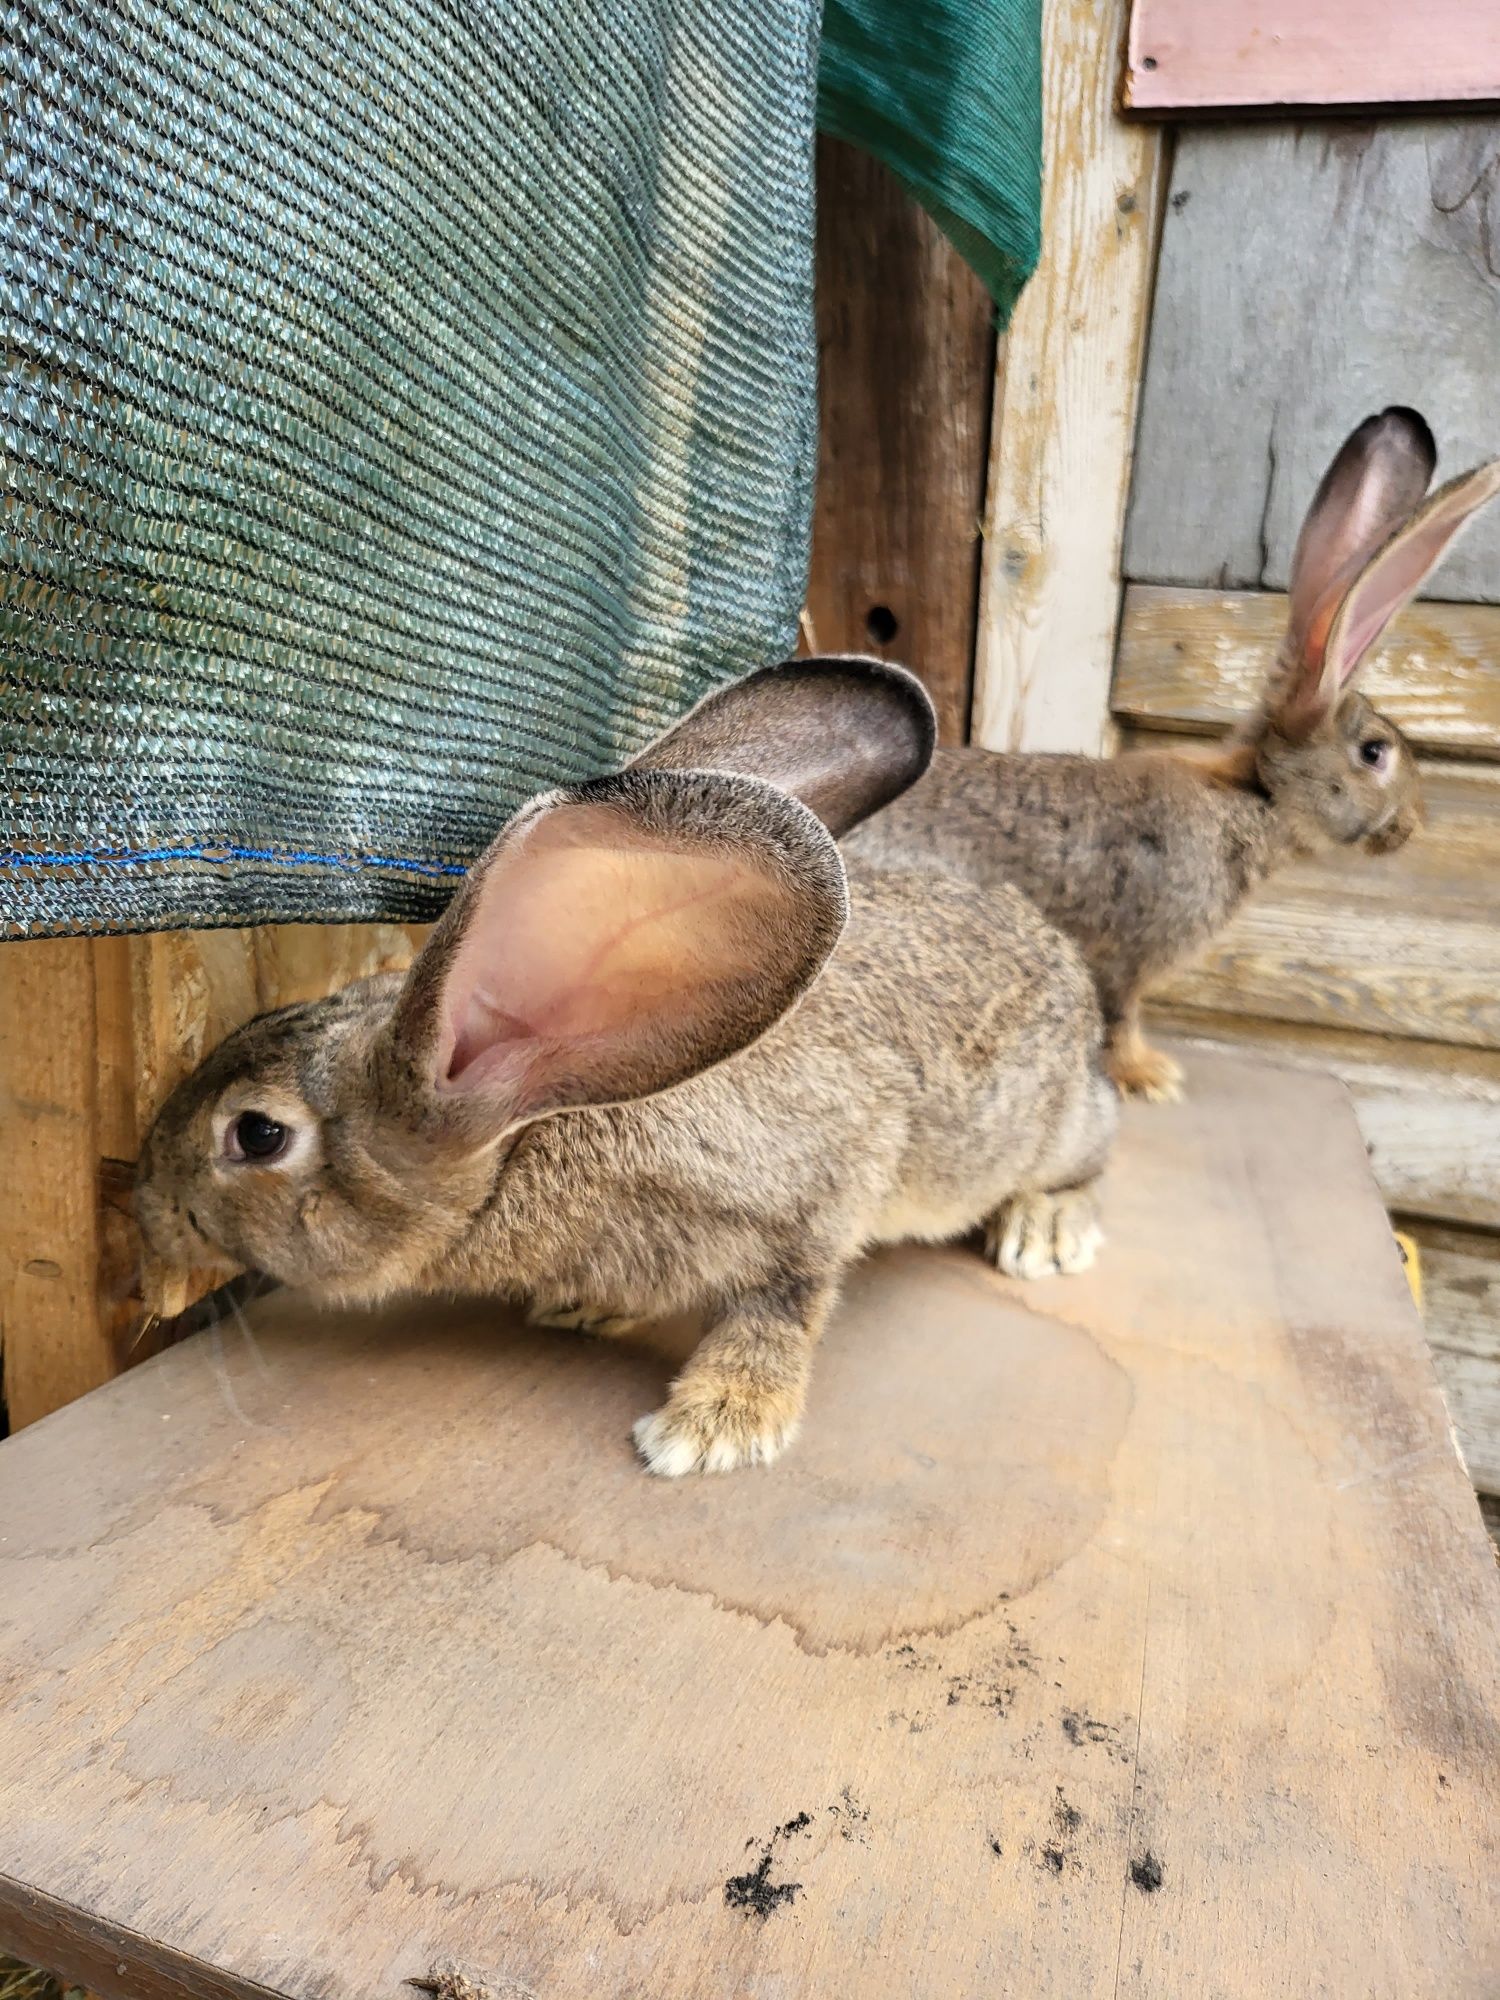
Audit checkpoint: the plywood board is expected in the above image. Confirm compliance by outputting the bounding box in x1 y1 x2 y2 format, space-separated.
1148 1007 1500 1230
1125 1 1500 113
972 0 1162 754
1124 120 1500 604
1114 585 1500 760
0 1054 1496 1999
805 137 995 744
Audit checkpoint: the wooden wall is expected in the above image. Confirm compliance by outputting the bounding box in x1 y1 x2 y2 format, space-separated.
1125 121 1500 600
1119 114 1500 1511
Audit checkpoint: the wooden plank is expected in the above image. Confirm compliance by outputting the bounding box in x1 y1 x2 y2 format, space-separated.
971 0 1163 755
1114 584 1500 760
251 922 425 1014
1148 1009 1500 1231
804 135 995 745
1125 0 1500 112
0 1054 1495 1998
1127 736 1500 1049
1124 120 1500 604
0 940 114 1431
1407 1220 1500 1495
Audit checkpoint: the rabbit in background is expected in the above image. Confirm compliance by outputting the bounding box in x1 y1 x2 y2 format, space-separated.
137 659 1117 1478
847 409 1500 1103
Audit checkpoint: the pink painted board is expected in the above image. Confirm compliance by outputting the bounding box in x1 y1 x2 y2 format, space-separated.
1125 0 1500 112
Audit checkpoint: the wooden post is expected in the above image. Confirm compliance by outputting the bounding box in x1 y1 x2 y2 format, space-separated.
972 0 1164 754
0 939 116 1428
805 136 997 744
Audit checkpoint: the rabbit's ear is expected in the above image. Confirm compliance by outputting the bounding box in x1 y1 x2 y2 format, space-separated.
629 655 936 835
386 769 847 1143
1282 408 1436 680
1279 454 1500 738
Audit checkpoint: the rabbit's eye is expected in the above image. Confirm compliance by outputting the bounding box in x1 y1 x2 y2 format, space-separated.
1359 739 1390 771
227 1110 290 1163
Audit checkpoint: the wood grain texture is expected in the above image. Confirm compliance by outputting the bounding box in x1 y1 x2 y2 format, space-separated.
1410 1219 1500 1495
804 136 995 745
0 939 114 1430
1114 585 1500 759
972 0 1164 755
1124 120 1500 603
0 1055 1496 2000
1127 736 1500 1048
1125 0 1500 112
1148 1007 1500 1230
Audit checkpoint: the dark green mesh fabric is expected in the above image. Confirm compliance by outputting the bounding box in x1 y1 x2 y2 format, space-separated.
819 0 1042 316
2 1 821 935
2 0 1043 939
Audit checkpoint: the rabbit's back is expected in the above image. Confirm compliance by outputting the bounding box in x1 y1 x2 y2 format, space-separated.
847 746 1280 1018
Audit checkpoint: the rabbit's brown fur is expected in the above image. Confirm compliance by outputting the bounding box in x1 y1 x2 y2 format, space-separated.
847 701 1415 1101
137 663 1115 1477
849 409 1500 1101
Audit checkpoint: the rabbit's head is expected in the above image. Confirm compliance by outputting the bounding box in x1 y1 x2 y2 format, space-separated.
135 658 935 1297
1255 409 1500 853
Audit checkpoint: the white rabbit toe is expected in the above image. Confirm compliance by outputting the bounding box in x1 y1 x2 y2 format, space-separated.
1052 1196 1103 1275
989 1194 1058 1279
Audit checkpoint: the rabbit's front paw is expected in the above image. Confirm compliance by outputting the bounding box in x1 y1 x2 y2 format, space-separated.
633 1372 802 1477
986 1188 1102 1280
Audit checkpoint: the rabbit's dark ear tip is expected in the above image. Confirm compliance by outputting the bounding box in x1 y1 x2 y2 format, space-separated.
780 653 937 747
1375 405 1437 460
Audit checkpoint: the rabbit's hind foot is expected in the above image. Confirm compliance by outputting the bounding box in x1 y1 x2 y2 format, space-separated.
1105 1030 1184 1104
985 1187 1102 1280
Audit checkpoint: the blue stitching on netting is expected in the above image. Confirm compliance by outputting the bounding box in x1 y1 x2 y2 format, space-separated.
1 844 468 878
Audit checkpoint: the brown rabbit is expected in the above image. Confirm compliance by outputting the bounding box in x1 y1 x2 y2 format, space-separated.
137 659 1116 1477
848 409 1500 1102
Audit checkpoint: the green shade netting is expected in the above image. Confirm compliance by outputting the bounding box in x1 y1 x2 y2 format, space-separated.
820 0 1042 319
1 0 1040 937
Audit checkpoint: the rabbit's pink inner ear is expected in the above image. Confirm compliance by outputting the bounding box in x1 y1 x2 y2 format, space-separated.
430 799 822 1126
1285 408 1435 669
1320 458 1500 694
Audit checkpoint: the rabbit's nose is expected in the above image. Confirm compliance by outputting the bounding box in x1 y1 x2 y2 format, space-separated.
1365 806 1417 855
